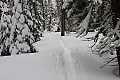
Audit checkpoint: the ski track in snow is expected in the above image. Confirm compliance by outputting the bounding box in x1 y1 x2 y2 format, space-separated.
47 32 78 80
59 37 78 80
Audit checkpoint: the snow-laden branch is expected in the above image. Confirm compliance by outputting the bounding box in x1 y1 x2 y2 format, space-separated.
76 3 93 38
62 0 73 9
114 20 120 39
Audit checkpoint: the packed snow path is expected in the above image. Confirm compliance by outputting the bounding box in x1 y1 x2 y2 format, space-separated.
48 32 78 80
59 37 77 80
0 32 119 80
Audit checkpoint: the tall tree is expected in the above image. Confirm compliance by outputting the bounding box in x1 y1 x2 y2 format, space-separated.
42 0 48 30
63 0 91 33
111 0 120 75
56 0 65 36
74 0 120 75
46 2 55 31
0 0 11 56
55 0 62 32
61 1 65 36
28 0 44 41
9 0 37 55
0 0 44 56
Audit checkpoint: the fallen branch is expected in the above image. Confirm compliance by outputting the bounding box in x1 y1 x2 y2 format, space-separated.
100 57 117 68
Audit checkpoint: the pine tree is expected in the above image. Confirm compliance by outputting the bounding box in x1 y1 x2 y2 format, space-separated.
63 0 91 32
91 0 113 55
28 0 44 41
90 0 120 75
0 0 44 56
41 0 57 32
111 0 120 75
46 2 55 31
42 0 48 30
55 0 62 32
0 1 11 56
9 0 37 55
56 0 66 36
74 0 120 74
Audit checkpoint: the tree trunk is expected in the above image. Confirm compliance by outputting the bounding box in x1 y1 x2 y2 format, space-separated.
111 0 120 75
61 1 65 36
116 47 120 75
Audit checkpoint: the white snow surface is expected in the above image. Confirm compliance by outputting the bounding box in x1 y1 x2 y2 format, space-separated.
93 0 102 3
0 32 119 80
67 8 73 18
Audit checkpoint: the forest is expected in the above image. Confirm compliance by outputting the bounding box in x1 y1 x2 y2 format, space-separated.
0 0 120 80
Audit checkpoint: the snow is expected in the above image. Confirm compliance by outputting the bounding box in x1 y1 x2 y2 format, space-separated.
77 4 93 37
62 0 73 9
28 19 33 26
26 9 32 17
93 0 102 4
1 3 8 12
63 0 73 2
114 20 120 39
0 32 119 80
15 11 20 19
17 43 30 52
67 8 73 18
16 4 22 13
59 37 77 80
14 0 19 8
19 14 25 23
12 46 19 55
51 0 56 8
62 2 69 9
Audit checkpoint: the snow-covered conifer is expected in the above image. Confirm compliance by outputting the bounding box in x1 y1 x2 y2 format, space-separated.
46 2 56 31
28 0 44 41
0 1 11 56
9 0 37 55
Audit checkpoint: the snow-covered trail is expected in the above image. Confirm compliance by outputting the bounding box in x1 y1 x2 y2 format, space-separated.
59 37 78 80
0 32 119 80
47 32 78 80
47 32 120 80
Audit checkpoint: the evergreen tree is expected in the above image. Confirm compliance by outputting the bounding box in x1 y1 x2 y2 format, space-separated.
41 0 57 31
42 0 48 30
28 0 44 41
0 0 44 56
0 1 11 56
9 0 37 55
73 0 120 74
46 2 55 31
91 0 113 55
55 0 62 32
62 0 91 32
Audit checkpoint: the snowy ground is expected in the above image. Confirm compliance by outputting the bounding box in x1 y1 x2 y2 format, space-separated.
0 32 119 80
